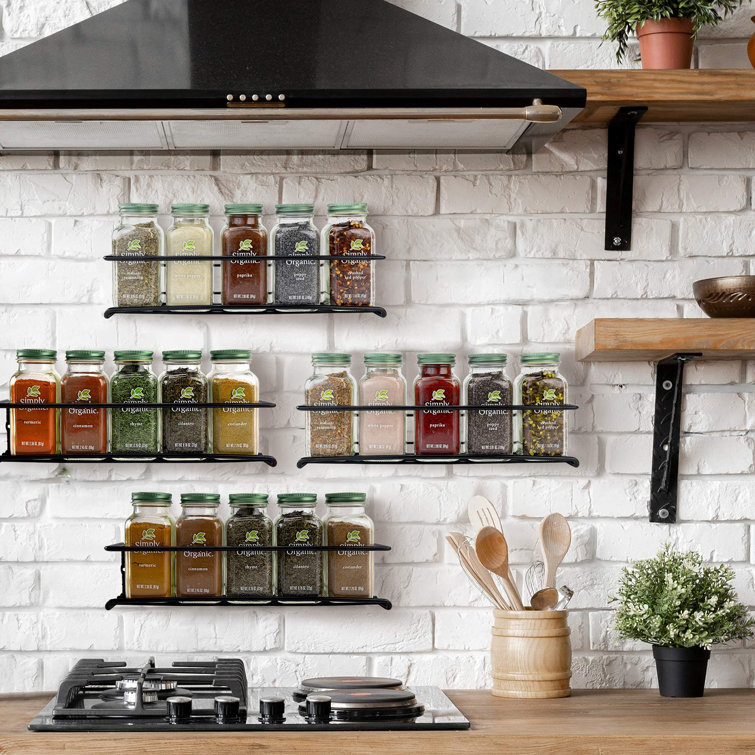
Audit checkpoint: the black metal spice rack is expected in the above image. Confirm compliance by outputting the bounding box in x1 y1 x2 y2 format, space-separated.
295 404 579 468
103 254 387 318
104 542 392 610
1 400 277 466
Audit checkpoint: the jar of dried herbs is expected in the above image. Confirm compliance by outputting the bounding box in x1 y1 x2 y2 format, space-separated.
166 203 214 306
464 353 512 456
304 353 356 457
159 350 208 456
209 350 259 455
514 353 567 457
225 493 273 601
323 492 373 599
110 350 159 456
271 203 320 307
275 493 323 600
322 203 375 307
112 203 162 308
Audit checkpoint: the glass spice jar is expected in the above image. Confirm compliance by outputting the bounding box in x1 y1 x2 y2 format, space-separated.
271 203 320 307
225 493 274 602
125 491 174 599
414 353 460 456
61 350 108 455
112 203 162 308
275 493 323 601
166 203 214 306
514 353 567 457
358 352 406 456
464 353 512 456
322 203 375 307
159 350 209 456
323 492 374 599
305 353 356 457
110 350 159 457
10 349 59 455
175 493 223 598
209 350 259 455
221 203 268 306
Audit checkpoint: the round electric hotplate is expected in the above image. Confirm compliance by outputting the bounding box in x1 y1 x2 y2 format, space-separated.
293 676 403 702
298 688 425 721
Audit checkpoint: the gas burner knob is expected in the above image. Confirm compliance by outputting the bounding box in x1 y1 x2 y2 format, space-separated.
214 695 240 724
167 695 192 724
259 696 285 724
305 694 331 723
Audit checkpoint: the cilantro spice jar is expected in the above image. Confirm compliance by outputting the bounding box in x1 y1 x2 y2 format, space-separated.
221 204 268 306
166 204 214 306
110 351 159 456
112 203 162 308
225 493 273 601
358 353 406 455
61 350 108 455
464 354 512 456
275 494 323 601
176 493 223 598
271 204 320 307
209 350 259 455
159 351 209 455
125 492 174 599
514 353 567 457
414 353 460 456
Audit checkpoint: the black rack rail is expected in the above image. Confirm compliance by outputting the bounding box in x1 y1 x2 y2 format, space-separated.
296 404 579 412
104 542 392 610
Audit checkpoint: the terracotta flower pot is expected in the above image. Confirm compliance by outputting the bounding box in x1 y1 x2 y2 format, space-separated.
636 18 694 69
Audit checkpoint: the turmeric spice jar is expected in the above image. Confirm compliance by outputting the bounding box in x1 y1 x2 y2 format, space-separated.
209 350 259 455
176 493 223 598
125 492 174 599
10 349 59 455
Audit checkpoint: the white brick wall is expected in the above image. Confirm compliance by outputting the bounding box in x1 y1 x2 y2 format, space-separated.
0 0 755 695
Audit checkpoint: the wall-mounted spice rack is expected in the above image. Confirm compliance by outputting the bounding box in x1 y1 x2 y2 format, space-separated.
104 542 392 610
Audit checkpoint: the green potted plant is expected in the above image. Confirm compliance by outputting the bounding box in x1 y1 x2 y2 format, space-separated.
595 0 749 68
612 545 753 697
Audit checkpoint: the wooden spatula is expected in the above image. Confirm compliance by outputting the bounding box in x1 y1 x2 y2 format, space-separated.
539 513 571 589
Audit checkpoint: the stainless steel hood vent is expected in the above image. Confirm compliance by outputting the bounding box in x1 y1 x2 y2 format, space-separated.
0 0 586 151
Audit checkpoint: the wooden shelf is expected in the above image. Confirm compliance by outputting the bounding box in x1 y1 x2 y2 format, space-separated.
550 70 755 124
576 318 755 361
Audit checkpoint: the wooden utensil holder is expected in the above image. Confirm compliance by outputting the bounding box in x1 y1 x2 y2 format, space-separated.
490 609 571 698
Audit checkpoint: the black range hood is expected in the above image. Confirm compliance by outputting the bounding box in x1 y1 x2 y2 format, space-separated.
0 0 586 151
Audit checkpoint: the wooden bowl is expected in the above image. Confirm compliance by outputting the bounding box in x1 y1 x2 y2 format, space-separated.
693 276 755 318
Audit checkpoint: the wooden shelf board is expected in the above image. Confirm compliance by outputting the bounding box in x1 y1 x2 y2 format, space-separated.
576 318 755 361
550 70 755 124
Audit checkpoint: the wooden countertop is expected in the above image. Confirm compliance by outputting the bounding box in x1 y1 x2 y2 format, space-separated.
3 689 755 754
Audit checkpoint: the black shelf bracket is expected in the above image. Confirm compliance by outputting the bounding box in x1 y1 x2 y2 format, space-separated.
649 353 702 524
604 106 647 252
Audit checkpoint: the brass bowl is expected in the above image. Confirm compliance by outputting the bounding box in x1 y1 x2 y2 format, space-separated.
693 276 755 318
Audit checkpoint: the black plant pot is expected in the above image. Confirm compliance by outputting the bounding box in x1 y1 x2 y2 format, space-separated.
652 645 711 697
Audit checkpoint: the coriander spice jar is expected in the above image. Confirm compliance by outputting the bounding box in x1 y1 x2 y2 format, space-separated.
464 354 512 456
166 203 213 306
159 350 209 455
209 350 259 455
10 349 59 455
221 203 268 306
358 352 406 455
112 203 162 308
110 350 159 457
175 493 223 598
271 203 320 307
61 350 108 455
275 493 323 601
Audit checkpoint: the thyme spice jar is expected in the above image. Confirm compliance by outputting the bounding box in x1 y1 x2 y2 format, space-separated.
271 203 319 307
125 492 174 599
358 352 406 456
225 493 273 601
176 493 223 598
10 349 59 455
166 203 213 306
464 354 512 456
112 203 162 308
514 353 567 457
275 493 323 600
221 203 268 306
110 351 159 457
209 350 259 455
61 350 108 455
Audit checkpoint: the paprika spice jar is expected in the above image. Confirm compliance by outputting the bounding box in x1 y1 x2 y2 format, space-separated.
414 353 460 456
61 350 108 455
221 203 268 306
10 349 59 455
176 493 223 598
209 350 259 455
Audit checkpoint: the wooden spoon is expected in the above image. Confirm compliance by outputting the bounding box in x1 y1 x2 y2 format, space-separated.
530 587 560 610
540 513 571 589
474 526 524 611
447 532 510 610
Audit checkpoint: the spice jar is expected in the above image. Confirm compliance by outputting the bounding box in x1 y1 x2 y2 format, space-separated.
110 350 159 456
464 354 512 456
10 349 59 455
305 353 356 457
61 350 108 455
166 203 213 306
414 353 460 456
225 493 273 601
112 203 162 308
176 493 223 598
275 493 323 600
358 352 406 456
159 350 209 455
221 203 268 306
125 492 174 599
514 353 567 457
322 203 375 307
209 350 259 455
323 492 374 598
271 203 319 307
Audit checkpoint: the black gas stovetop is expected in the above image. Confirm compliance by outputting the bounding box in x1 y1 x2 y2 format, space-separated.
28 657 470 732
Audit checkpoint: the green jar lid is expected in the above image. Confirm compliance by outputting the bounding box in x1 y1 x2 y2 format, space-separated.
210 349 251 361
114 350 154 362
16 349 57 360
119 203 158 214
171 203 210 214
521 352 560 364
312 352 351 365
162 350 202 361
417 353 455 365
327 203 368 214
277 493 317 505
325 492 367 504
468 353 507 365
132 492 172 503
180 493 220 505
65 350 106 362
275 203 314 214
229 493 269 505
364 352 402 365
225 203 263 214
